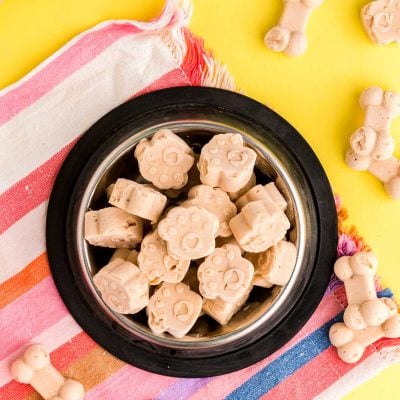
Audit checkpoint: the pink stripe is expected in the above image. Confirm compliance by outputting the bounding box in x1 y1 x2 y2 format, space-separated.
260 345 376 400
85 365 175 400
0 24 140 126
189 292 344 400
0 141 76 234
0 277 67 359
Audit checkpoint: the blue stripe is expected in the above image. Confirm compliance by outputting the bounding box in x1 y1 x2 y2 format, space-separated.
225 313 343 400
377 288 393 298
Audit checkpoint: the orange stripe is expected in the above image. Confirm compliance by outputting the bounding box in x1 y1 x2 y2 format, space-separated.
0 252 50 309
22 347 125 400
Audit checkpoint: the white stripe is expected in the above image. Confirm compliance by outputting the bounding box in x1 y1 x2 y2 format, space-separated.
313 350 396 400
0 314 82 387
0 202 46 284
0 34 180 193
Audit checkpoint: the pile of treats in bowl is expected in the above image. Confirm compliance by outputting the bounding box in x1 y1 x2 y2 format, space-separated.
84 130 297 338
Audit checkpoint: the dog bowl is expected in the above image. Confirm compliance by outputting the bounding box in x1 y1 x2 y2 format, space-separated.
46 87 337 377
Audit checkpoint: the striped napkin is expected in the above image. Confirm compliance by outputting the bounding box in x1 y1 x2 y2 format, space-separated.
0 1 399 399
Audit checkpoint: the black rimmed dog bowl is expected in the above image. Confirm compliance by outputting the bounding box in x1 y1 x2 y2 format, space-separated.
46 87 337 377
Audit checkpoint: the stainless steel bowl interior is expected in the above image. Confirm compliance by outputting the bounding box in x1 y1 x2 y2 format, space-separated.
75 119 310 350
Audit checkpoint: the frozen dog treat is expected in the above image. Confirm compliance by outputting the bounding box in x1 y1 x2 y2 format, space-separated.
85 207 143 248
11 344 84 400
334 252 378 305
265 0 325 57
108 178 167 222
229 200 290 253
362 0 400 45
181 184 237 237
369 156 400 200
344 297 397 330
110 248 139 264
93 258 149 314
248 240 297 288
158 206 219 260
148 282 203 338
198 244 254 303
202 285 252 325
330 306 400 363
236 182 288 211
198 133 257 192
138 230 190 285
134 129 195 190
347 87 400 165
228 173 256 201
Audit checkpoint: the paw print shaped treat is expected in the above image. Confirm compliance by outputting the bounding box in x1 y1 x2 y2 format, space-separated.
181 185 237 237
329 310 400 363
198 244 254 303
85 207 143 248
247 240 297 288
198 133 257 192
148 282 203 338
11 344 84 400
236 182 287 211
346 87 400 169
134 129 195 190
138 230 190 285
202 285 252 325
264 0 325 57
93 258 149 314
158 206 219 260
229 200 290 253
362 0 400 45
334 252 378 306
109 178 167 222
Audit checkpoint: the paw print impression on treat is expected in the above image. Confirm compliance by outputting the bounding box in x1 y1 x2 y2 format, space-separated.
198 244 254 303
148 282 203 338
182 184 237 237
157 206 219 260
138 230 190 285
198 133 257 192
134 129 195 190
93 259 149 314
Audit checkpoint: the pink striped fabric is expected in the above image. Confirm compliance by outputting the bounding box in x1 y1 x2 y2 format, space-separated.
1 1 399 399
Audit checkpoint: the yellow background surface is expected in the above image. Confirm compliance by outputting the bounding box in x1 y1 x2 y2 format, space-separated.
0 0 399 398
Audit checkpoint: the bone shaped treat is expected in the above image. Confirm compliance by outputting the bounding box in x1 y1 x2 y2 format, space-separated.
197 244 254 303
265 0 325 57
346 87 400 167
148 282 203 338
11 344 84 400
329 303 400 363
134 129 195 190
198 133 257 192
85 207 143 248
158 205 219 260
110 248 139 265
181 184 237 237
334 252 378 306
202 285 253 325
247 240 297 288
236 182 288 211
138 230 190 285
93 258 149 314
362 0 400 45
229 200 290 253
228 173 257 201
108 178 167 222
